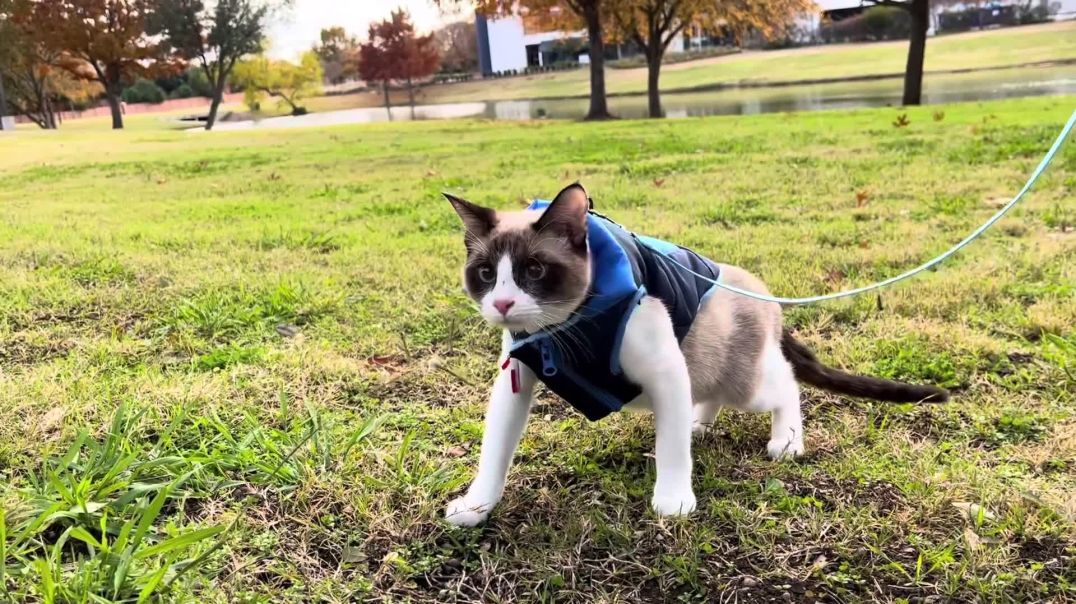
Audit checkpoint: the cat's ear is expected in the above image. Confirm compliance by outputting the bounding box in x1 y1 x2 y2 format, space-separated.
534 183 589 249
444 193 497 240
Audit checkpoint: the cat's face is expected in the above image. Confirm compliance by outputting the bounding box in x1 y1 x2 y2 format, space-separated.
446 184 592 333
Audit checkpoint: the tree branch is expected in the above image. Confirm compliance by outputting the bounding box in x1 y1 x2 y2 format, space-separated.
662 21 688 51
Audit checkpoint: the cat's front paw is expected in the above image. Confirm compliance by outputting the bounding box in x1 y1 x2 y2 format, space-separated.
444 496 494 527
651 490 697 517
766 436 805 460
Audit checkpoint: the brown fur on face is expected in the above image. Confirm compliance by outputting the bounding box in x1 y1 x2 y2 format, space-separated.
445 184 593 330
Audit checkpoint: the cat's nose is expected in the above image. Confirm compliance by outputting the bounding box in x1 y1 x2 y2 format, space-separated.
493 299 515 316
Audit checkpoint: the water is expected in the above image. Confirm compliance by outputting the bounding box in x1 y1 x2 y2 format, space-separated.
209 65 1076 131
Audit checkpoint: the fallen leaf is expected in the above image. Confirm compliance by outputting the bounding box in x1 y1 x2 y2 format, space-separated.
447 445 468 458
370 354 407 369
964 527 982 549
952 501 996 521
823 269 845 286
343 547 367 563
892 113 910 128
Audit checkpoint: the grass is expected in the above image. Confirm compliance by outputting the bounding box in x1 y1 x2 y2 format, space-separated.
1 95 1075 601
307 21 1076 111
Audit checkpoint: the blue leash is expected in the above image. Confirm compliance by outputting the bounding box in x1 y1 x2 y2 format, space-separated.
638 109 1076 306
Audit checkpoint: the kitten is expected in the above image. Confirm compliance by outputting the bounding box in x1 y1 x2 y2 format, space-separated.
443 183 948 526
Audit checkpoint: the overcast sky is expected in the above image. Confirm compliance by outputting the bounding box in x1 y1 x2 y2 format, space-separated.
266 1 469 60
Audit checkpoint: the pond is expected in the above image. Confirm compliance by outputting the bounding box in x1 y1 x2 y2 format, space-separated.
209 65 1076 131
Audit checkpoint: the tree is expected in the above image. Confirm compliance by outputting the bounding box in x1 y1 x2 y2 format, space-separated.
865 0 929 105
313 26 360 84
611 0 814 118
434 20 478 73
0 0 61 128
233 51 322 115
37 0 170 129
358 10 440 119
436 0 613 120
151 0 272 130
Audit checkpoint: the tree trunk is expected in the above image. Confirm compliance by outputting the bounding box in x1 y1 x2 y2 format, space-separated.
382 80 392 121
407 76 415 120
582 2 611 120
105 87 124 129
646 47 663 118
0 76 9 131
205 93 223 130
44 95 56 129
902 0 929 106
205 72 227 131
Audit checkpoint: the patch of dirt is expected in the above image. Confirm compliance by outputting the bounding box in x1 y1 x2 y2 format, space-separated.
0 335 73 366
1018 535 1074 567
776 474 907 515
889 406 975 442
530 388 584 421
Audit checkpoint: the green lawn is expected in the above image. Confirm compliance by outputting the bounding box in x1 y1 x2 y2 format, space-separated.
309 21 1076 111
1 96 1074 602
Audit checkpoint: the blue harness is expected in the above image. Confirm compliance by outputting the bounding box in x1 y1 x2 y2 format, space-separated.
508 200 721 421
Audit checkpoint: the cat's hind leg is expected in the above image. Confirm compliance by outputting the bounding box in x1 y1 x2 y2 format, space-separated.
750 338 804 459
691 399 722 435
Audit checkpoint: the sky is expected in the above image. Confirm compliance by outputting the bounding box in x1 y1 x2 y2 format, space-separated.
266 1 469 60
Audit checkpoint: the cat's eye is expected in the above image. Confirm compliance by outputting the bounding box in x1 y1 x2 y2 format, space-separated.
477 265 495 283
525 261 546 280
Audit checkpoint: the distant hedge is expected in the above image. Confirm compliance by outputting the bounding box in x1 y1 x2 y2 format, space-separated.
608 46 740 69
820 6 911 43
169 84 194 99
122 79 166 104
486 61 580 79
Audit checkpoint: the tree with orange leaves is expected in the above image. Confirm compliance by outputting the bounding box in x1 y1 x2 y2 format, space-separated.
0 0 62 128
436 0 614 120
36 0 172 129
358 10 441 119
610 0 815 118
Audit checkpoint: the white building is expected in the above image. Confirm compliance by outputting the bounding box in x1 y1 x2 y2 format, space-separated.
475 13 686 76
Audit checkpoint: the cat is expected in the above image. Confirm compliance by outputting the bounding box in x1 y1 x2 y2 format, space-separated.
442 183 948 526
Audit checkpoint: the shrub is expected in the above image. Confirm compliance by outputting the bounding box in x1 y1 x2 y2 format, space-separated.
608 47 738 69
862 6 911 38
186 67 215 97
121 78 165 104
169 83 194 99
821 7 911 43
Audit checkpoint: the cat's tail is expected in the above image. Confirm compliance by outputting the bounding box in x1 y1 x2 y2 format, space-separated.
780 329 949 403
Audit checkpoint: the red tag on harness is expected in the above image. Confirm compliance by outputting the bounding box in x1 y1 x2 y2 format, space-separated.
502 357 520 393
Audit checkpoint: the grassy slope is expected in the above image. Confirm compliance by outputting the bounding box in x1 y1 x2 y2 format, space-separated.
1 97 1074 601
309 21 1076 112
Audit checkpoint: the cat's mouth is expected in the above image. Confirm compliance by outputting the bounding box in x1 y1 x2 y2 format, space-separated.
487 315 536 333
